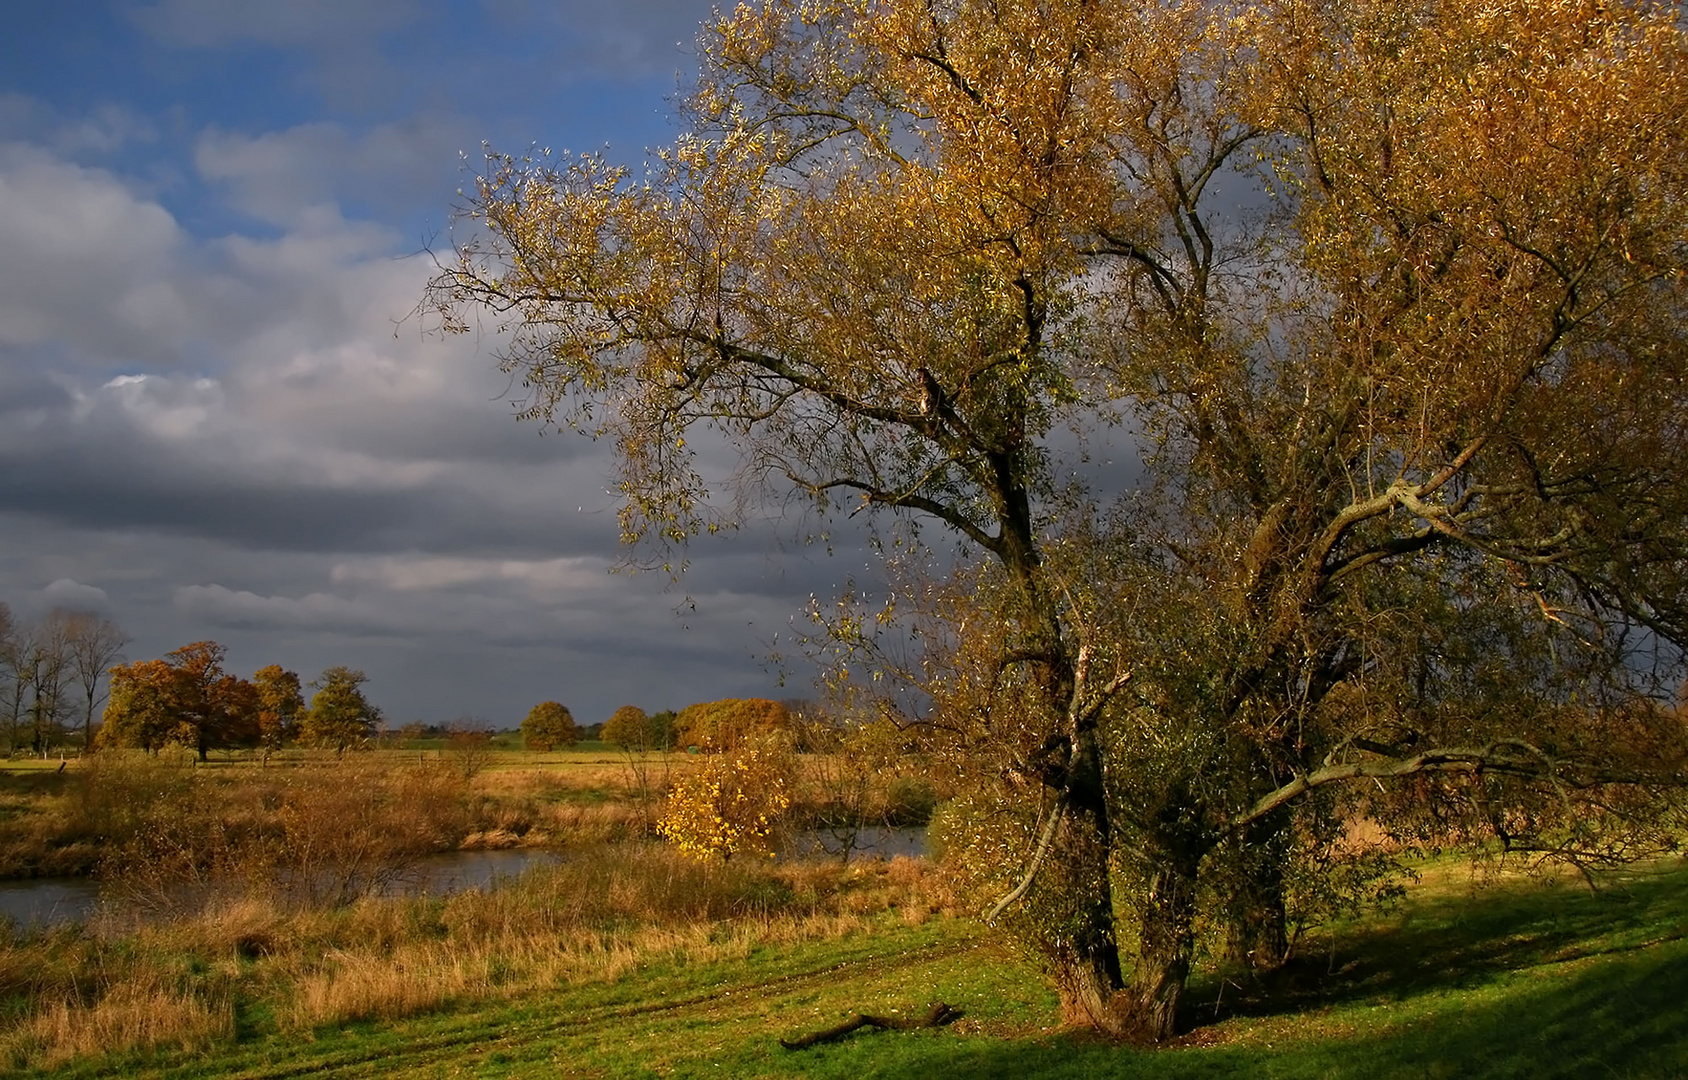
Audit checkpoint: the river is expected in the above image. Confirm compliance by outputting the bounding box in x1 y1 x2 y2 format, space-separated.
0 827 927 931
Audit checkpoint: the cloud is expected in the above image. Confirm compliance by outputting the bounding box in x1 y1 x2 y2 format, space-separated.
194 116 475 228
0 70 842 726
329 555 602 593
0 143 187 362
0 96 158 158
130 0 424 49
174 583 392 632
38 579 112 612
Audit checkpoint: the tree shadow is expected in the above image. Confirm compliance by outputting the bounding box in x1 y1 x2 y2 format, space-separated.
812 864 1688 1080
1196 862 1688 1027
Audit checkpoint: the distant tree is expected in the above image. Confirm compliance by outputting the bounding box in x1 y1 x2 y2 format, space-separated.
164 641 260 760
676 698 792 753
99 658 179 753
648 709 678 751
600 704 651 750
521 701 577 751
301 666 381 754
63 612 128 750
24 611 74 754
0 603 19 752
98 641 257 760
448 715 496 777
252 664 305 751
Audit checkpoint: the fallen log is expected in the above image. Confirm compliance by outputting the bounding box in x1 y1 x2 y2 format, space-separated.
779 1001 961 1050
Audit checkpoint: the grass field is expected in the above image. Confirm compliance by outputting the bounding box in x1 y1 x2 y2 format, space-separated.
14 856 1685 1079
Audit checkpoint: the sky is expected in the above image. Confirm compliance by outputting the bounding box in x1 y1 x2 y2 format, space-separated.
0 1 884 728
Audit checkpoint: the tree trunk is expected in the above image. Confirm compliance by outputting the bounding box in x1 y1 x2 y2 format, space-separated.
1224 813 1290 972
1048 817 1127 1031
1126 857 1200 1041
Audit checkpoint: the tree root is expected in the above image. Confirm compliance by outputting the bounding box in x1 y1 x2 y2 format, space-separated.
778 1001 962 1050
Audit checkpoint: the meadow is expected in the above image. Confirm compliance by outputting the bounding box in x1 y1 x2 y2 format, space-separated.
0 751 1683 1077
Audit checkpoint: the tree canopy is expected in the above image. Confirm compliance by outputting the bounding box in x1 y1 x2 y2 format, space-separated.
522 700 578 750
100 641 258 760
600 704 651 750
431 0 1688 1040
675 698 793 752
300 667 381 754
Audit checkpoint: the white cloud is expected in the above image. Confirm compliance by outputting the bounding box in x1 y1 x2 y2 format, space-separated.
0 144 187 359
194 116 472 228
38 579 111 612
174 583 387 631
329 555 603 593
0 96 158 158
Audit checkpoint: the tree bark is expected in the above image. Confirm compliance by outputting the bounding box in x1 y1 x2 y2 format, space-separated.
1223 814 1290 972
1126 856 1201 1041
1044 797 1128 1031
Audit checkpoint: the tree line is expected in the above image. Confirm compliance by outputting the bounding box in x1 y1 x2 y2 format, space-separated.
0 602 129 755
100 641 381 760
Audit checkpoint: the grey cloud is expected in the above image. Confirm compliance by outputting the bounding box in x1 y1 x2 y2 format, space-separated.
130 0 425 49
37 578 112 612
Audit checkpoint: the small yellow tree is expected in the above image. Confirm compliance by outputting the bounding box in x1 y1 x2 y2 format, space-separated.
657 740 791 861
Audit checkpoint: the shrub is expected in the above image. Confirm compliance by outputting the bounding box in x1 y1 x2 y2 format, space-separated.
657 739 792 861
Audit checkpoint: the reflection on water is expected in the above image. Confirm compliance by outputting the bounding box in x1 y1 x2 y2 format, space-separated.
0 877 101 930
787 825 927 861
0 848 561 932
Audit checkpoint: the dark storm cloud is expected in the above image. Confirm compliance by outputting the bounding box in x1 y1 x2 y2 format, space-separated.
0 2 855 726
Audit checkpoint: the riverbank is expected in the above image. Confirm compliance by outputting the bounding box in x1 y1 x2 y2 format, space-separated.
11 857 1685 1078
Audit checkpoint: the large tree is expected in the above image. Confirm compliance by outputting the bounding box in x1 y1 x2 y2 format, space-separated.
431 0 1688 1039
100 641 259 760
521 700 578 750
300 666 381 754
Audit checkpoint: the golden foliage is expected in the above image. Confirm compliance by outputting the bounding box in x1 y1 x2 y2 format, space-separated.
657 740 793 861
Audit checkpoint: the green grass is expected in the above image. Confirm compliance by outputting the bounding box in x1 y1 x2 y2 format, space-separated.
25 859 1688 1079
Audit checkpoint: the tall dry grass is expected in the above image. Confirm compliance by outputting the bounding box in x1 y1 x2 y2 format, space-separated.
0 844 954 1071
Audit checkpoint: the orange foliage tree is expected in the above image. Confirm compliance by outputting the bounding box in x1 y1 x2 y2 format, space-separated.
100 642 259 760
430 0 1688 1039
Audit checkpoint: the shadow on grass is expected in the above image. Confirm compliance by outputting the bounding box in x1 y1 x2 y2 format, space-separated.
801 863 1688 1080
1206 862 1688 1021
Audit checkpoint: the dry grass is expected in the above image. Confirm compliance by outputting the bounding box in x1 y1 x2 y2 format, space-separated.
3 980 235 1070
0 843 954 1070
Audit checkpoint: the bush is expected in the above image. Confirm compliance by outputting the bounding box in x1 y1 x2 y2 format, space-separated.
657 739 792 861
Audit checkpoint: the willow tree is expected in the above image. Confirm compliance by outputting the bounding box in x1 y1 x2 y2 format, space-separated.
432 0 1688 1039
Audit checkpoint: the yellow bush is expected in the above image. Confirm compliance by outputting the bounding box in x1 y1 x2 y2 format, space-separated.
656 742 791 861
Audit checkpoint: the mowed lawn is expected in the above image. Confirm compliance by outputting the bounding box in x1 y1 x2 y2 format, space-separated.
34 857 1688 1080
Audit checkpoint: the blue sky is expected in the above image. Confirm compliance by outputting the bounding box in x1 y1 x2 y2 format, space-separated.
0 1 863 727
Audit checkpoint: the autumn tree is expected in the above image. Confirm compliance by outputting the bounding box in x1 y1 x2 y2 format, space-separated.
675 698 793 753
657 737 793 861
599 704 651 749
431 0 1688 1039
99 641 258 760
99 659 179 754
300 666 380 754
521 700 578 750
251 664 305 752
